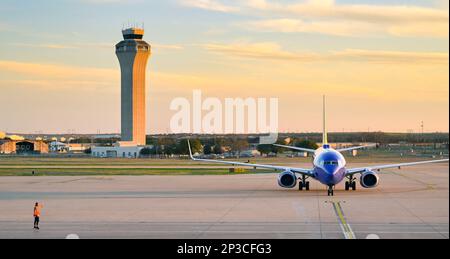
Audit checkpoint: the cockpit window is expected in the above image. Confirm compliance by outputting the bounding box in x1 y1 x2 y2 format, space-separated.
323 161 339 165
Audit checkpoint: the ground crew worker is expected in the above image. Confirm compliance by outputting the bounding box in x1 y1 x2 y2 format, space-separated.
33 202 43 230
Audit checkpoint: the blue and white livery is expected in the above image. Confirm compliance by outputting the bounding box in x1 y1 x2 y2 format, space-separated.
188 96 449 196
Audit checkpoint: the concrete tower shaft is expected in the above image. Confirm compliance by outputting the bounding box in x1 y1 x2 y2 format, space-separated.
116 28 151 146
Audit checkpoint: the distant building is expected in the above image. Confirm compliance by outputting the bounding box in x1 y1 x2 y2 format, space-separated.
94 134 121 140
49 141 69 153
68 143 91 153
91 145 144 158
0 140 14 154
0 140 48 154
240 149 261 157
7 135 25 141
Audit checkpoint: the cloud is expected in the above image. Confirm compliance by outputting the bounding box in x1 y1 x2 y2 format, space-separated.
152 44 184 50
10 42 184 52
11 43 79 49
387 22 449 38
243 19 383 37
0 57 448 134
79 0 142 4
243 18 448 38
179 0 239 13
180 0 449 38
0 79 114 92
202 42 449 64
0 60 206 93
0 22 11 31
10 42 110 50
331 49 449 64
203 42 320 61
0 60 119 84
246 0 448 24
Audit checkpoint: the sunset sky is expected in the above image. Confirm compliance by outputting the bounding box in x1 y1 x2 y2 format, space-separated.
0 0 448 134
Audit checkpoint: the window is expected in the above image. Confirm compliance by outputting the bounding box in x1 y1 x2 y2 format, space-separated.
324 161 339 165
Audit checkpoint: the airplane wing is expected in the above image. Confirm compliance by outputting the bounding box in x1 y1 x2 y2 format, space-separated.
188 141 314 177
273 144 316 153
345 159 449 176
337 144 377 152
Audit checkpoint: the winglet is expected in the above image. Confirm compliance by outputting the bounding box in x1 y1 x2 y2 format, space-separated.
187 139 195 160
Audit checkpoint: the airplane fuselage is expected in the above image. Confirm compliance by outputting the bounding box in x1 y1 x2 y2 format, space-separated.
312 145 347 186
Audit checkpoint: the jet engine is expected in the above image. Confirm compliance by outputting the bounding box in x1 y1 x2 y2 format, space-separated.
360 171 380 188
278 171 297 188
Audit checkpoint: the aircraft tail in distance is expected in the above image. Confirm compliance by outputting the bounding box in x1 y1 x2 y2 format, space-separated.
322 95 328 146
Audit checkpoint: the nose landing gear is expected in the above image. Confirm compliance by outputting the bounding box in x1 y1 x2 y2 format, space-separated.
327 185 334 196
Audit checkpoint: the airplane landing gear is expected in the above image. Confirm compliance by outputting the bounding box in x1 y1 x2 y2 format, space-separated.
345 177 357 191
299 175 310 191
327 185 334 196
299 181 310 191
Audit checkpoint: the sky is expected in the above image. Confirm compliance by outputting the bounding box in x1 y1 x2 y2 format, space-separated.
0 0 448 134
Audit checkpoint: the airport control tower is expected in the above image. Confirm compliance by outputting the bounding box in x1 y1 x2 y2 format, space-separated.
116 27 151 146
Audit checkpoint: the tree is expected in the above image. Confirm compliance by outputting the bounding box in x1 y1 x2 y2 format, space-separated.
177 139 202 155
272 139 289 154
72 137 92 144
230 139 249 157
146 137 158 146
295 139 319 150
257 144 273 155
139 147 152 157
213 144 223 154
203 144 212 155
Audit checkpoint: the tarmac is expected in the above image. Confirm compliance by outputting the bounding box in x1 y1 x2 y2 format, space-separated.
0 163 448 239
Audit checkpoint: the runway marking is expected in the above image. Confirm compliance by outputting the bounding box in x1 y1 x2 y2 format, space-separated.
329 201 356 240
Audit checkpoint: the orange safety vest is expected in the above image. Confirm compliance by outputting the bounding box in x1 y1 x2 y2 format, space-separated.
34 207 41 217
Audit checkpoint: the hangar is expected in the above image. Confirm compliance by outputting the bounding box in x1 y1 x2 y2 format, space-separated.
0 140 48 154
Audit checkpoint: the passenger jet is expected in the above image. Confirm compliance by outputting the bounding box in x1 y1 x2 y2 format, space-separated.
188 97 449 196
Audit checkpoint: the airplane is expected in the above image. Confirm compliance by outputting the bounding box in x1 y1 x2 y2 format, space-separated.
187 96 449 196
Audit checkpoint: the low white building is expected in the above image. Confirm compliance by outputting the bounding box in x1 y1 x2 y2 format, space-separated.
49 141 69 153
91 142 146 158
68 143 91 153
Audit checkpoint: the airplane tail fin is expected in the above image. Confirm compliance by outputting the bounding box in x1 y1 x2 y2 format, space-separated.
322 95 328 146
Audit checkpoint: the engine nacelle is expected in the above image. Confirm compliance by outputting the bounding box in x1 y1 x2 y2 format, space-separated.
360 171 380 188
278 171 297 188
